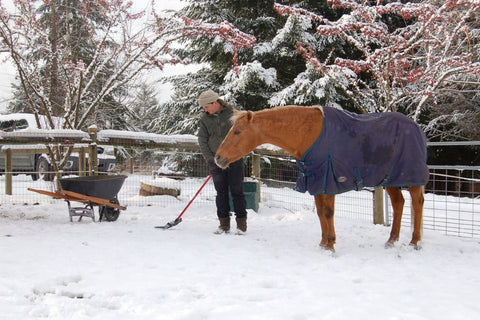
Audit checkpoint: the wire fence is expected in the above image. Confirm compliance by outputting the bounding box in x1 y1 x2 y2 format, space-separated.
1 141 479 239
395 166 480 238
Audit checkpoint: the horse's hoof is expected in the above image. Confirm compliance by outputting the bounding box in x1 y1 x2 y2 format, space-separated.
409 242 422 250
384 241 395 249
319 243 335 252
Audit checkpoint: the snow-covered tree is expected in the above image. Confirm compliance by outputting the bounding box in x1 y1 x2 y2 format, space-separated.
0 0 255 175
150 0 347 134
151 0 282 135
127 82 161 132
149 8 258 134
275 0 480 129
266 10 345 108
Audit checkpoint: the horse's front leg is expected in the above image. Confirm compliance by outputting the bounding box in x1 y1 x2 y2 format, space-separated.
314 194 336 251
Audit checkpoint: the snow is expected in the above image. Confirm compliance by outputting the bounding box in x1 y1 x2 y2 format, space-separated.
0 1 479 317
1 175 480 319
223 61 280 97
142 176 179 189
97 130 197 145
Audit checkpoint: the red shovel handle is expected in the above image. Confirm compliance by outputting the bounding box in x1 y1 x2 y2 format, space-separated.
156 174 213 229
175 174 212 220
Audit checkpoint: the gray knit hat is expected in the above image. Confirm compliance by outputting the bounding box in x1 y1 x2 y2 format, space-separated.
198 89 219 106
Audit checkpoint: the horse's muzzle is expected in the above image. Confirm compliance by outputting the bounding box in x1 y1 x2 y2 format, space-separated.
215 154 229 169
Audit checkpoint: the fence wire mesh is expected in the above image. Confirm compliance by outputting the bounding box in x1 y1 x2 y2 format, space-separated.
1 146 479 239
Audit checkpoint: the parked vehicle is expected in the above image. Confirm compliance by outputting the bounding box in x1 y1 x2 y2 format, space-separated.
0 113 116 181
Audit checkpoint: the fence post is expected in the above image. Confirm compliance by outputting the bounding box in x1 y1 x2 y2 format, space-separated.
251 154 261 202
373 186 384 225
5 148 12 195
87 126 98 176
129 158 134 174
78 147 87 176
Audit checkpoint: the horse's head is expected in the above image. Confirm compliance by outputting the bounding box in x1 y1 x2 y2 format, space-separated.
215 110 262 169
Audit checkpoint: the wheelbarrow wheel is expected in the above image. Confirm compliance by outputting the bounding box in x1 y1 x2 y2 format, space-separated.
99 198 121 222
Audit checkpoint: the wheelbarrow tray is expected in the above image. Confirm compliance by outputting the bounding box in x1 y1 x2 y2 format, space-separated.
59 175 127 200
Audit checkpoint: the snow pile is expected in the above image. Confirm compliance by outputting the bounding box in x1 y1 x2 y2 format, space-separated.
142 176 179 188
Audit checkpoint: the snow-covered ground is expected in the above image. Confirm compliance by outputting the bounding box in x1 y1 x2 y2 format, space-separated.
1 175 479 319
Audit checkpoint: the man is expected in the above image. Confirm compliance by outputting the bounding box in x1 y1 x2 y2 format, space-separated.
197 89 248 234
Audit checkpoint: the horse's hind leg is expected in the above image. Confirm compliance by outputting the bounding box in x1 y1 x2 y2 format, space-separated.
385 187 404 247
314 194 336 251
408 186 424 248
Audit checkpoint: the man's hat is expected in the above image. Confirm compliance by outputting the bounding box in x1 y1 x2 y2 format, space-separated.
198 89 219 106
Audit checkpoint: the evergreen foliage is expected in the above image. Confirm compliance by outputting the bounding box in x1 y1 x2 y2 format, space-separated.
153 0 347 134
127 83 161 132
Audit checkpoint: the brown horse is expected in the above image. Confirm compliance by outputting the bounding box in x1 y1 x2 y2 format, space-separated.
215 106 428 251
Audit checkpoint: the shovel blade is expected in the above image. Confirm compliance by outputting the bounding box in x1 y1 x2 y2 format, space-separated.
155 218 182 229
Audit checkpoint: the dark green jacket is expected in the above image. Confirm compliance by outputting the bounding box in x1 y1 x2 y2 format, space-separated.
197 104 234 162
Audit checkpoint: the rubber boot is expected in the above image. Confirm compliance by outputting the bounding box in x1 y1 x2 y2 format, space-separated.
235 217 247 235
214 217 230 234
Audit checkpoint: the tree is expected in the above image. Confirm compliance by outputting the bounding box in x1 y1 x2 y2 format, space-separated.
0 0 152 175
0 0 255 177
275 0 480 130
150 0 349 134
127 82 161 132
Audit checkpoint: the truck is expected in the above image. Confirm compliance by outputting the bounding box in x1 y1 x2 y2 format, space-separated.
0 113 116 181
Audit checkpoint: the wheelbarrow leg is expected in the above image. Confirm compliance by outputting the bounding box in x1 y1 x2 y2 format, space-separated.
66 200 95 222
67 201 73 222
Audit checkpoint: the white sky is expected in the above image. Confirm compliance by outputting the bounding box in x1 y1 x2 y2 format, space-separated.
0 0 189 113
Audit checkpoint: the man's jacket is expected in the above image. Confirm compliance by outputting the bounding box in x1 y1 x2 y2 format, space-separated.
197 104 234 162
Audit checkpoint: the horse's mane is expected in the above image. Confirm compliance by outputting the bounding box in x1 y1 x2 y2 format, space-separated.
230 110 248 124
230 106 323 124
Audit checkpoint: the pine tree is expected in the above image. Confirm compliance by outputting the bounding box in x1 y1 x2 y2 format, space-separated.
153 0 345 134
127 83 161 132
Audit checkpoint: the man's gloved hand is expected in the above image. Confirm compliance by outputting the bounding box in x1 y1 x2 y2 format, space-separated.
207 158 220 172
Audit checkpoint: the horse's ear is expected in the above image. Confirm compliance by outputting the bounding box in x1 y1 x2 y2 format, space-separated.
246 111 254 122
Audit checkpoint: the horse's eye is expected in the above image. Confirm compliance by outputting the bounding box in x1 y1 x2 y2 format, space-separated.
234 130 241 135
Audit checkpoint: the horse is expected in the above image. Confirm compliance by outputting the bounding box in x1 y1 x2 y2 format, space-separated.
214 106 429 251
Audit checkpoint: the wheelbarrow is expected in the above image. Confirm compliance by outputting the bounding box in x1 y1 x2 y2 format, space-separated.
28 175 127 222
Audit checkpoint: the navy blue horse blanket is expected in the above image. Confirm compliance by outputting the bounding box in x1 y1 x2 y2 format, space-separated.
296 106 429 195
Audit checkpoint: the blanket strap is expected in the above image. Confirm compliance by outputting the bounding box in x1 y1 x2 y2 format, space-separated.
354 169 364 191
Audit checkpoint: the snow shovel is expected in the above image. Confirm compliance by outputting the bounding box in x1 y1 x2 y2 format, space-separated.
155 174 212 229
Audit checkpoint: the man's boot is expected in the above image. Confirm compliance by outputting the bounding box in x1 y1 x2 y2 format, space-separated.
235 217 247 235
214 217 230 234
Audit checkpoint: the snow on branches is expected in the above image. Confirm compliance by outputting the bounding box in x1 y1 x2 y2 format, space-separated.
150 7 256 73
179 18 256 70
275 1 480 122
222 61 280 105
